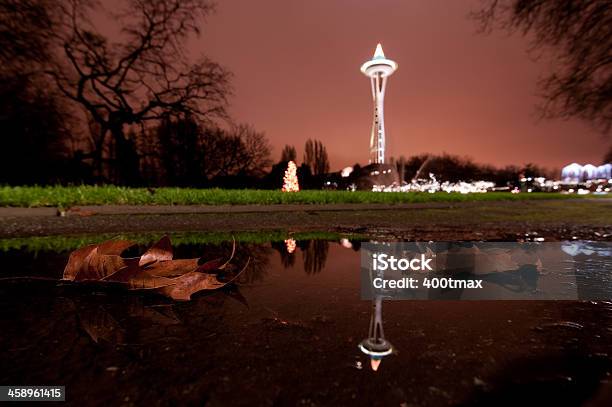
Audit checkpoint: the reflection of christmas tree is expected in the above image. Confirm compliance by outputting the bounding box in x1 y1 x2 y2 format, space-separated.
282 160 300 192
284 238 297 253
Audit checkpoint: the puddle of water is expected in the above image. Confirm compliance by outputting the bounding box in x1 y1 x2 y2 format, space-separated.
1 237 612 406
360 242 612 300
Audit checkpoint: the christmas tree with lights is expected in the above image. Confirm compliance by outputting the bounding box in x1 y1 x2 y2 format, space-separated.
282 161 300 192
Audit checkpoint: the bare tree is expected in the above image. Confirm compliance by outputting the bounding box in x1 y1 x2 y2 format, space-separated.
280 145 297 162
198 124 271 179
0 0 78 184
232 124 272 176
302 240 329 275
473 0 612 134
156 115 201 186
48 0 231 181
303 139 330 175
0 0 56 76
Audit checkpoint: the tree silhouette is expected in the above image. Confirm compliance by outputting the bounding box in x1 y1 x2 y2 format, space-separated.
156 115 202 186
0 0 74 184
302 240 329 275
234 124 273 177
473 0 611 134
0 76 72 184
303 139 330 176
48 0 231 182
397 152 534 185
280 145 297 162
0 0 56 75
201 124 271 179
152 120 271 185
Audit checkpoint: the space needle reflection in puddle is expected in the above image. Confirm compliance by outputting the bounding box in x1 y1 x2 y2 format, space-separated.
359 296 393 371
359 243 394 371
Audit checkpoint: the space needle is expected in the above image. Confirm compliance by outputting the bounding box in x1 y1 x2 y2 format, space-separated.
361 44 398 164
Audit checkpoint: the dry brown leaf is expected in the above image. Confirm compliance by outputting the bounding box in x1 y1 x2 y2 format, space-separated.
75 250 133 281
156 259 248 301
126 270 177 290
218 238 236 270
101 260 176 289
64 240 137 281
156 272 228 301
63 245 97 281
138 236 173 267
66 207 97 217
143 258 200 278
63 236 247 301
96 239 137 256
100 258 140 282
196 258 224 273
158 259 250 301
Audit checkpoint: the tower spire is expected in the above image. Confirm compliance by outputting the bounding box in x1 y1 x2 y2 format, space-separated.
360 44 398 164
373 43 385 59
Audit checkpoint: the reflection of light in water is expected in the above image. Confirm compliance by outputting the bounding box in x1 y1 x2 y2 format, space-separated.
562 242 611 257
285 238 296 254
340 238 353 249
359 296 393 371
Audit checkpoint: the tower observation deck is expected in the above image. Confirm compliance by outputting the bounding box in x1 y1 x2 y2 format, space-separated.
360 44 398 164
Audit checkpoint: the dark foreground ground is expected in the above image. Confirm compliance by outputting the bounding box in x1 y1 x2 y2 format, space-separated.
1 200 611 406
1 199 611 240
2 242 612 407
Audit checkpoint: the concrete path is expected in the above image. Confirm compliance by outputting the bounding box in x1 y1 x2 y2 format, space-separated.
0 201 483 218
0 199 609 239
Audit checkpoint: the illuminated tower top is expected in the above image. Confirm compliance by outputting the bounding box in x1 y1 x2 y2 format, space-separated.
360 44 398 165
360 43 398 77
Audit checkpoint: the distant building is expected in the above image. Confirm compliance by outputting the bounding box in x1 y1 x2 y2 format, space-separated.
561 162 612 182
582 164 597 180
596 163 612 179
561 163 582 182
350 163 400 190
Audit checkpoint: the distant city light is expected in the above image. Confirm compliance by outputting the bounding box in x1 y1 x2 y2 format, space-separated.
341 166 354 177
371 174 494 194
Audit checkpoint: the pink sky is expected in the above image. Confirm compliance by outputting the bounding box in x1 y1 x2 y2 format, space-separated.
194 0 608 171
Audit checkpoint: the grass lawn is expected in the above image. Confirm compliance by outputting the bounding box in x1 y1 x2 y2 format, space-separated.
0 231 352 253
0 185 586 208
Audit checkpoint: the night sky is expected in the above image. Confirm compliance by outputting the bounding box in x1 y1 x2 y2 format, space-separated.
190 0 607 170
